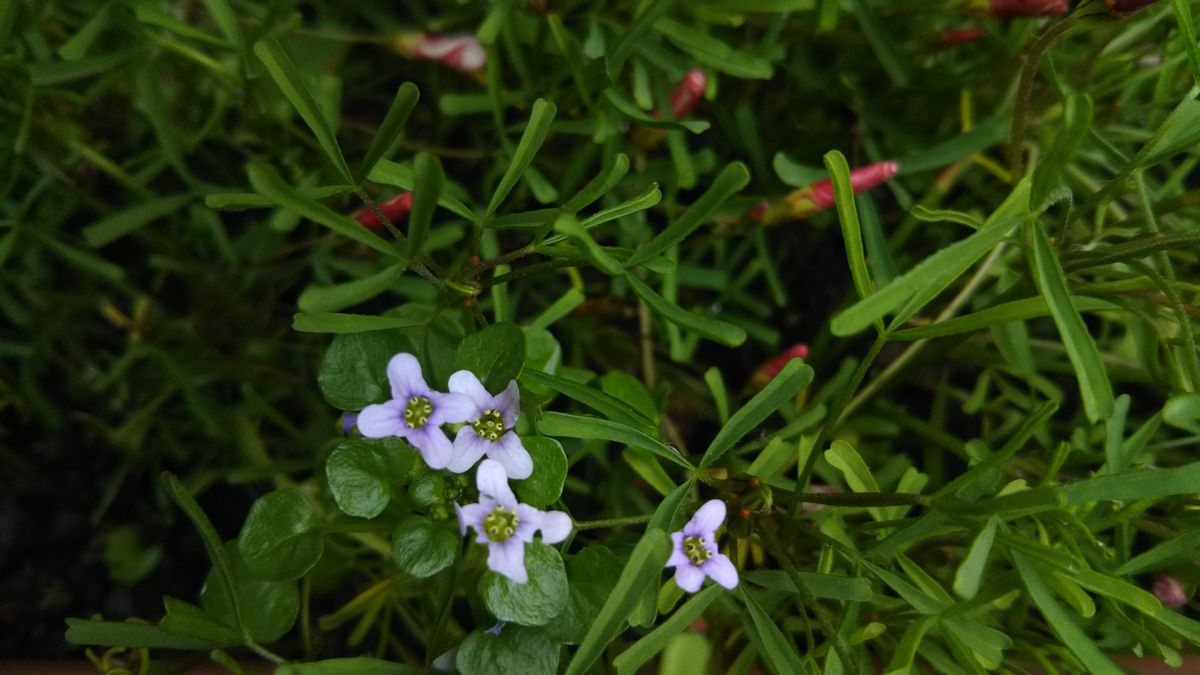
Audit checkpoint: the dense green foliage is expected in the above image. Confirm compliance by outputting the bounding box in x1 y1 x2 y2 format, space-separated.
2 0 1200 672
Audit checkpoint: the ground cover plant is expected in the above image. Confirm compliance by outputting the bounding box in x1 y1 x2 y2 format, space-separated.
3 0 1200 672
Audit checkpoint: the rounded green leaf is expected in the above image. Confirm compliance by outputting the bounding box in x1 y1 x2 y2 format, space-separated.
480 543 568 626
318 330 413 410
513 436 567 508
456 625 559 675
202 543 299 644
238 489 323 582
392 515 458 578
456 322 526 392
543 546 622 644
326 438 413 519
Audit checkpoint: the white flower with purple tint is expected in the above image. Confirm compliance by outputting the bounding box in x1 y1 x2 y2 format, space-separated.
456 460 572 584
665 499 738 593
356 353 474 469
444 371 532 479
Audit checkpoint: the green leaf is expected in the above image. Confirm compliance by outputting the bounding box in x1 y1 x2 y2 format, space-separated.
737 585 806 675
456 321 526 392
486 99 557 219
480 542 569 626
578 183 663 231
539 411 692 470
554 214 623 274
742 570 873 601
848 0 911 87
199 0 244 53
318 330 413 410
606 0 673 76
831 179 1030 336
82 194 191 247
327 439 413 519
201 543 299 644
825 440 885 521
1029 219 1114 422
528 288 585 330
159 597 241 646
238 489 323 581
544 546 624 644
521 369 655 432
654 18 773 79
369 159 477 222
294 312 425 334
890 295 1117 340
1117 529 1200 576
625 162 749 268
624 272 746 347
392 515 458 578
1164 394 1200 434
1060 462 1200 504
953 515 1000 599
1170 0 1200 85
1031 92 1093 209
1012 551 1122 675
601 371 658 422
457 625 559 675
103 526 163 585
562 153 631 214
246 161 399 258
298 264 406 314
700 359 814 468
513 436 568 508
277 658 423 675
564 529 673 675
161 472 244 635
614 585 721 675
253 40 353 183
895 117 1008 173
359 82 419 179
602 88 711 134
406 152 443 258
65 618 223 650
825 150 874 300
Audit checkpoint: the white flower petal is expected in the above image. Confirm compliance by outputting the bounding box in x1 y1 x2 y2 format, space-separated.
490 432 532 480
515 504 544 543
700 553 739 589
431 391 476 425
448 370 491 409
446 427 489 474
537 510 572 544
487 538 527 583
495 380 521 427
476 459 517 506
665 532 690 568
674 564 705 593
685 499 726 537
410 426 453 469
356 401 408 438
456 502 489 537
387 353 428 400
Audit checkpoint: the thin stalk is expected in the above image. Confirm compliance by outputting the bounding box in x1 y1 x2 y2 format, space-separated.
574 514 654 531
1008 15 1082 180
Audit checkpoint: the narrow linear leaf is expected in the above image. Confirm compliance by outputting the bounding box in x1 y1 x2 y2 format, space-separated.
368 160 476 222
613 585 720 675
562 153 630 214
891 295 1118 340
953 515 1000 599
407 153 443 258
538 411 692 469
701 359 814 468
65 619 223 650
624 272 746 347
359 82 419 179
737 585 806 675
521 370 656 432
83 194 192 247
602 88 711 134
486 99 556 218
554 214 622 274
825 150 873 300
292 312 425 334
1060 462 1200 504
298 263 406 314
625 162 749 268
200 0 244 52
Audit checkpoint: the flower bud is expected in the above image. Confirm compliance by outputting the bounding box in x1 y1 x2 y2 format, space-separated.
354 192 412 231
392 33 486 73
758 161 898 225
987 0 1069 17
1153 574 1189 608
1105 0 1159 16
667 69 707 119
751 344 810 389
938 27 986 47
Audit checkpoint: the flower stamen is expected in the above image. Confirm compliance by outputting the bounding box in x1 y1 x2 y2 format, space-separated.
483 506 519 542
404 396 433 428
472 409 505 442
683 536 712 565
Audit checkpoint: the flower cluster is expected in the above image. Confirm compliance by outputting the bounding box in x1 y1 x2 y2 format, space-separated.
354 352 737 593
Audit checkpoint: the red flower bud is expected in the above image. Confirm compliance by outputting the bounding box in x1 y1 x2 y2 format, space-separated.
393 33 486 73
757 161 898 224
750 344 810 389
354 192 412 231
1153 574 1189 608
989 0 1068 17
938 27 986 47
668 69 707 119
1105 0 1159 16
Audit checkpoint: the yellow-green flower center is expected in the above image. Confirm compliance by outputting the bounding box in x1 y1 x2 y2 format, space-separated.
472 409 505 442
404 396 433 428
484 506 519 542
683 536 711 565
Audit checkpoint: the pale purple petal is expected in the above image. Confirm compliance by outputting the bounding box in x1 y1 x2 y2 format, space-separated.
514 504 544 543
665 532 690 568
494 380 521 427
456 502 490 538
430 391 476 425
356 401 409 438
387 353 429 400
448 370 491 410
685 500 726 538
487 538 527 583
537 510 572 544
490 432 532 480
476 459 517 507
700 553 738 589
446 427 490 474
674 564 705 593
409 426 453 469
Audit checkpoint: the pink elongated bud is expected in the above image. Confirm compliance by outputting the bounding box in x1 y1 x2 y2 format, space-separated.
988 0 1069 17
752 344 810 389
354 192 412 231
757 161 898 225
668 69 707 119
1153 574 1189 608
938 27 986 47
392 33 486 73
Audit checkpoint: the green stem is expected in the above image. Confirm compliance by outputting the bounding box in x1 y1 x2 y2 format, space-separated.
1007 14 1081 180
574 514 654 531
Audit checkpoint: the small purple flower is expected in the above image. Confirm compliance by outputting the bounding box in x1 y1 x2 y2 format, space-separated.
665 499 738 593
445 371 532 479
1153 573 1189 608
456 459 572 584
341 412 357 437
357 353 474 469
